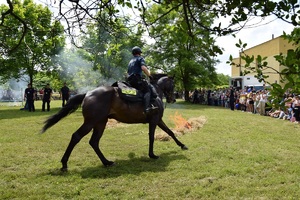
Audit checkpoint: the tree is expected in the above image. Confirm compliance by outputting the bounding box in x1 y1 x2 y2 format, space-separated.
52 47 120 93
80 14 143 80
2 1 298 53
42 1 300 41
144 4 221 100
51 47 102 92
0 0 65 85
1 0 298 100
216 73 230 88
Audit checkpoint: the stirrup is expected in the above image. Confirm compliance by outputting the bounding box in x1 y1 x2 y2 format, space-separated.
144 106 159 115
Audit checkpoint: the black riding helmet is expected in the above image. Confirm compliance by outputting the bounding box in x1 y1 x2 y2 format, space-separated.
132 46 142 55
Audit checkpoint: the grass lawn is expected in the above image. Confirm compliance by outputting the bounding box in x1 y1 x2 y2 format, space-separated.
1 99 300 199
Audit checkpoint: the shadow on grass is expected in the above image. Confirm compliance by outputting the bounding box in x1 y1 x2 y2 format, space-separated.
46 151 188 179
0 107 64 120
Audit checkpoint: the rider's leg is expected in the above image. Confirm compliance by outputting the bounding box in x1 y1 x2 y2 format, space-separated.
149 84 158 98
142 83 158 114
144 92 151 112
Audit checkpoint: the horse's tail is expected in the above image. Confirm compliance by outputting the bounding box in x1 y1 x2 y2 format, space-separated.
41 93 86 133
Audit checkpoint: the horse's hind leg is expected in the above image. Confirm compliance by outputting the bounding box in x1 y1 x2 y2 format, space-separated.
148 123 159 159
89 119 114 167
61 123 93 171
158 120 188 150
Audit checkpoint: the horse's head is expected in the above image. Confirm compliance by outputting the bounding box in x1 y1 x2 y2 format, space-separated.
157 75 176 103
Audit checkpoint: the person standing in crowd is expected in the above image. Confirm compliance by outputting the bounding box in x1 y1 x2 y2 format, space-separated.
60 82 70 107
24 83 36 112
284 95 293 120
257 92 267 115
42 83 53 112
292 95 300 124
192 89 199 104
253 91 260 114
229 86 235 111
248 91 254 113
207 89 211 105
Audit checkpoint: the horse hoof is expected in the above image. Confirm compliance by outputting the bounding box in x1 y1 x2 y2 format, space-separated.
60 167 68 172
181 145 188 150
104 161 115 167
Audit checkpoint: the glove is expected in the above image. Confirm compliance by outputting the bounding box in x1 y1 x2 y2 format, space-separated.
149 75 153 80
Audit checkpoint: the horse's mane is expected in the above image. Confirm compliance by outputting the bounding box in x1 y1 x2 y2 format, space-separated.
151 74 168 83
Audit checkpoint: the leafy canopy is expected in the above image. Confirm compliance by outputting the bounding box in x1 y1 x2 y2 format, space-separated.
0 0 65 85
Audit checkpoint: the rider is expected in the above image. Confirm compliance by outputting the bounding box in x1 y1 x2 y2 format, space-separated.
127 46 158 115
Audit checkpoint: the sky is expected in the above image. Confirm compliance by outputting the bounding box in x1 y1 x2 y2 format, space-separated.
214 17 295 76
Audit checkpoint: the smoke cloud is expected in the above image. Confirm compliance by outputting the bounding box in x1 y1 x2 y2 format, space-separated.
57 48 125 94
0 78 28 106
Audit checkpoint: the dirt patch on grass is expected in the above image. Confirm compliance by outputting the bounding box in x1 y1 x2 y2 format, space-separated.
106 119 120 127
106 115 207 141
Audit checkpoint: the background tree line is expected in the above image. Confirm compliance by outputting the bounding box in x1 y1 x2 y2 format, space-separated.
0 0 299 102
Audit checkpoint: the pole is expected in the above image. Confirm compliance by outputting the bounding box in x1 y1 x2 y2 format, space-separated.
21 88 23 106
239 50 242 76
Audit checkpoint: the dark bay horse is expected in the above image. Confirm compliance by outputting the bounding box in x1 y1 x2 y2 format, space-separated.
41 75 188 171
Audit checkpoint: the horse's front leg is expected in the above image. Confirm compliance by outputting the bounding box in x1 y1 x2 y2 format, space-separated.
158 120 188 150
148 122 159 159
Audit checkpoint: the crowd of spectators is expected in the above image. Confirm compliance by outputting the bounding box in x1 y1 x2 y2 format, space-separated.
188 86 300 124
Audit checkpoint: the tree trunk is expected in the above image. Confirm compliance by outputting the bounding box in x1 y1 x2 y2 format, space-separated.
184 90 189 102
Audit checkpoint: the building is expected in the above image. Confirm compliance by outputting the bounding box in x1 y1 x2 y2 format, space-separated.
231 35 295 86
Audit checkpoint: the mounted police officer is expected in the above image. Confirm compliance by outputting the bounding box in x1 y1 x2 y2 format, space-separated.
127 46 158 115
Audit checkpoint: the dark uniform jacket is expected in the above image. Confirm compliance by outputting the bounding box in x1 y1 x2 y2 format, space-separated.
127 56 146 77
43 88 52 100
61 86 69 98
25 88 35 100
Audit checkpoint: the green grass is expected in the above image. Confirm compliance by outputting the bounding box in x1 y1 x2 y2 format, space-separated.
1 99 300 199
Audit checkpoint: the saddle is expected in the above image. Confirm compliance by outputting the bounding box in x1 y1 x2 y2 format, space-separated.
112 81 158 103
112 81 143 102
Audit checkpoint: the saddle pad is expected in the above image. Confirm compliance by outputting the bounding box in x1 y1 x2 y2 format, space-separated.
112 81 143 102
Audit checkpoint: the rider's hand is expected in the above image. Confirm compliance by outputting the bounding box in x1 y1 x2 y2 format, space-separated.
149 75 153 80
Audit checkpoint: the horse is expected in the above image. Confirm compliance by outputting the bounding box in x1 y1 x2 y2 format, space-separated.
41 74 188 171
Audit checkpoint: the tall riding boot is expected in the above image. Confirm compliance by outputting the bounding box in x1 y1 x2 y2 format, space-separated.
149 84 158 98
144 92 151 112
144 92 158 115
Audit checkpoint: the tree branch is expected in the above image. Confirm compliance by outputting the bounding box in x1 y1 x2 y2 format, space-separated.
0 0 29 55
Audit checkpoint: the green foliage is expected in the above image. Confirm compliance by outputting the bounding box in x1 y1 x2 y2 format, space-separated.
144 0 299 35
1 0 300 54
50 47 121 92
0 0 65 84
145 4 220 100
1 0 299 98
216 73 230 87
80 12 143 80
